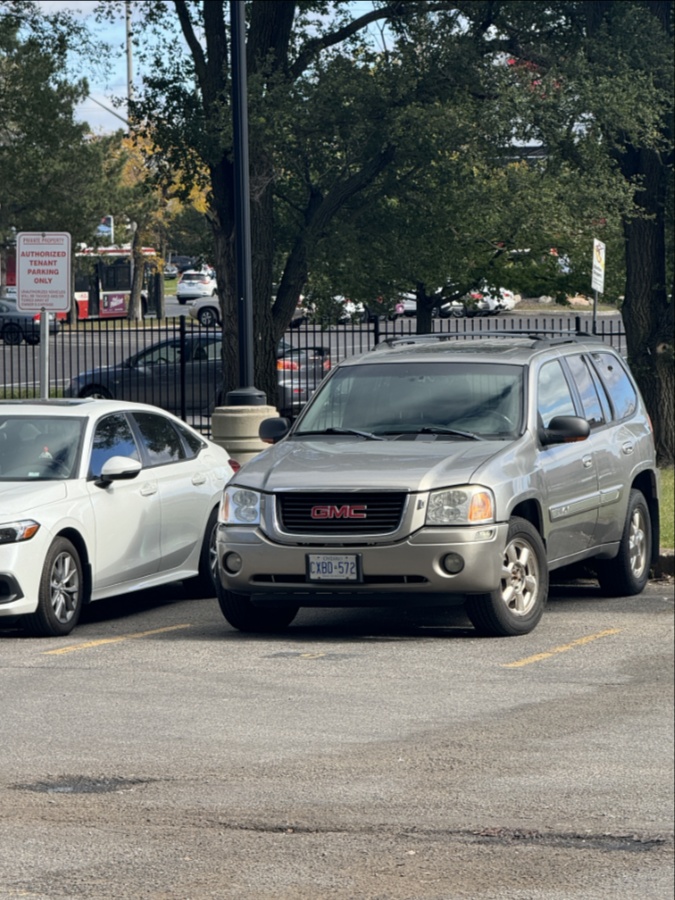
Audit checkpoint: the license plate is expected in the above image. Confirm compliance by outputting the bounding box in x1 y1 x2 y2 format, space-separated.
307 553 361 582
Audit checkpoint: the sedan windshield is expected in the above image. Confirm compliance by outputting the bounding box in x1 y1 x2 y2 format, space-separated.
295 362 523 439
0 416 85 480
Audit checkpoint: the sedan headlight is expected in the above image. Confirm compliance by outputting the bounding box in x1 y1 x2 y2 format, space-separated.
426 486 494 526
0 519 40 544
220 486 262 525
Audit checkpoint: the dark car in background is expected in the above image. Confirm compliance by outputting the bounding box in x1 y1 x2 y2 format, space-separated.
0 300 60 345
64 334 331 419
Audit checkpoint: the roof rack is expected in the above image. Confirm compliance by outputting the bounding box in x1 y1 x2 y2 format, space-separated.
374 329 604 350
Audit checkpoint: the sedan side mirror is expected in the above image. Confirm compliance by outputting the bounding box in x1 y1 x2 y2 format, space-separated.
95 455 142 487
538 415 590 447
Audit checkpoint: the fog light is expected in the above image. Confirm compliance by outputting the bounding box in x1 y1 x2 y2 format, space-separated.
223 552 243 575
442 552 464 575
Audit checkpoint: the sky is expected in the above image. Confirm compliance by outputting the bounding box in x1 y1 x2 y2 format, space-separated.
38 0 132 132
38 1 380 134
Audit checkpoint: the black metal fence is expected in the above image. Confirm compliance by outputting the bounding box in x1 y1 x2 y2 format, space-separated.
1 312 626 436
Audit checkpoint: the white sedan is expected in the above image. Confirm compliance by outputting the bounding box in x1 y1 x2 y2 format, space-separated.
0 399 238 636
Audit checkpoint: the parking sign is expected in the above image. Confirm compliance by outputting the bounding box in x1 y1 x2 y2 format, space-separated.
16 232 71 312
591 238 606 294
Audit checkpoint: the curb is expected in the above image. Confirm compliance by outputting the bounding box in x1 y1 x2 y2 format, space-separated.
653 550 674 579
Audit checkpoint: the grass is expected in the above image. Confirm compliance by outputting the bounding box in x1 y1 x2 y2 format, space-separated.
660 467 674 550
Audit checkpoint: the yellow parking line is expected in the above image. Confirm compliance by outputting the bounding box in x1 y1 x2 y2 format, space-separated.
43 624 191 655
502 627 622 668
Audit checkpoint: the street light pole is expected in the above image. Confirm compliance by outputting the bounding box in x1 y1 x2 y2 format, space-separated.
226 0 265 407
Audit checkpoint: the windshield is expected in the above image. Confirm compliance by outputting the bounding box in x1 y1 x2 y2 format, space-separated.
295 362 523 439
0 416 85 480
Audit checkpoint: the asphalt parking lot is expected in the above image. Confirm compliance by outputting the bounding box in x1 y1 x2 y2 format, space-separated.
1 574 673 899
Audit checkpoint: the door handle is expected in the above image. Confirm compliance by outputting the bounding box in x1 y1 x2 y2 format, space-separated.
140 482 158 496
622 442 634 455
582 455 593 468
192 474 207 485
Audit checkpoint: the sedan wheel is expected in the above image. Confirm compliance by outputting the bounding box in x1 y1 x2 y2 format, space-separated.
198 307 220 327
24 538 84 637
2 323 23 345
79 385 113 399
465 517 548 636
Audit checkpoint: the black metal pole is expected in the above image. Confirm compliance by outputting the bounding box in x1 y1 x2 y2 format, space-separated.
227 0 265 405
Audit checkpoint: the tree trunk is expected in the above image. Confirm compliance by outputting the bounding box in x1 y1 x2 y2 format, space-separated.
127 228 145 321
620 143 674 465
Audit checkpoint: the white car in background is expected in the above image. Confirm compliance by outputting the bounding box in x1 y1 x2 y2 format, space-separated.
175 269 218 304
186 295 221 327
0 399 238 636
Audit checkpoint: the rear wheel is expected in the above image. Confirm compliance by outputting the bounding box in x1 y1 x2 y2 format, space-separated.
216 583 298 633
465 517 548 636
183 508 219 598
595 489 651 596
23 538 83 637
2 323 23 345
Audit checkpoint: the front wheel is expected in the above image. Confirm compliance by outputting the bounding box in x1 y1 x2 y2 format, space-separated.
198 307 219 327
216 582 298 633
23 538 84 636
465 517 548 636
595 489 651 596
2 323 23 345
79 385 113 399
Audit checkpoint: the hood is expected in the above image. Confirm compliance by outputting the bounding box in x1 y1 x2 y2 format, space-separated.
0 481 68 516
237 437 508 493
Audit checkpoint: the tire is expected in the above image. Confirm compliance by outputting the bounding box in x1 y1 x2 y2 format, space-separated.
183 508 219 598
24 333 40 345
465 517 548 637
451 306 466 318
23 538 84 637
198 307 219 327
595 489 651 596
79 385 113 399
216 582 298 633
2 323 23 345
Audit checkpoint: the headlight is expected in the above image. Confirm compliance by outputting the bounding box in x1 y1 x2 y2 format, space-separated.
0 520 40 544
220 486 262 525
426 486 494 526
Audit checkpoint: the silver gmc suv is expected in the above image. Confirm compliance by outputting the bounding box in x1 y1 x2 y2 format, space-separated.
216 333 660 637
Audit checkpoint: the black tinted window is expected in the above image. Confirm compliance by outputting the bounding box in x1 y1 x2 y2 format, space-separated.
175 421 205 458
133 412 185 465
566 355 605 428
90 414 139 477
591 352 637 420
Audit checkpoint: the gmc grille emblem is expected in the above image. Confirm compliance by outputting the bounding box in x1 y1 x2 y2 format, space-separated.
311 504 367 519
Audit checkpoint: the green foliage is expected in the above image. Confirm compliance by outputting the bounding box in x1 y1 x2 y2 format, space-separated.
661 468 674 550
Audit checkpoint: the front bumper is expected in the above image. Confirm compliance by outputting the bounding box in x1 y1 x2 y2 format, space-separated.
216 522 509 602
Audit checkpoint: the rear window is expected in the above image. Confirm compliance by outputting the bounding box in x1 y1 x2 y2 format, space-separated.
590 352 637 420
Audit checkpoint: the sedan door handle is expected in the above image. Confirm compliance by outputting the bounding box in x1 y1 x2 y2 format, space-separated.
140 482 158 496
582 455 593 468
192 474 207 486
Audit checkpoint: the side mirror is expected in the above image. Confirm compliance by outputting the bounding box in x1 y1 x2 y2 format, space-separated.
539 415 590 447
95 455 142 487
259 417 291 444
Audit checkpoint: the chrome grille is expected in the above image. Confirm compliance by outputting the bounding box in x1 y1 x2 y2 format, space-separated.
277 492 407 535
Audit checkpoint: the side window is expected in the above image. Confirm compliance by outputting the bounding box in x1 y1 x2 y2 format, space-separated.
90 414 140 477
175 421 206 459
138 342 181 366
536 360 576 427
566 355 605 428
590 352 637 420
132 412 185 465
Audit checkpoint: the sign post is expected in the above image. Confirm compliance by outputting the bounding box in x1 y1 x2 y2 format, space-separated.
591 238 606 336
16 232 71 398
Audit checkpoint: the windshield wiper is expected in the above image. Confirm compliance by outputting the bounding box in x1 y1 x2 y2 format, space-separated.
298 427 385 441
417 425 484 441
